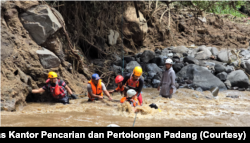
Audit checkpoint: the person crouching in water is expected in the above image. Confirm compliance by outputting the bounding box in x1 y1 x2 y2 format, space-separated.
87 73 112 101
109 75 124 95
122 66 144 105
157 58 176 98
120 89 140 113
29 71 77 104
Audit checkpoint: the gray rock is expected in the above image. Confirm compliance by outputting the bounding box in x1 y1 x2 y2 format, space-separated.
93 59 105 67
111 65 122 75
108 30 119 45
176 64 227 91
125 61 141 73
152 79 161 88
217 50 237 63
149 55 167 67
173 63 184 73
113 54 121 61
227 70 250 88
136 57 140 63
195 46 212 60
141 50 155 63
20 5 62 45
172 46 189 54
146 63 162 74
211 47 219 56
240 49 250 57
155 49 161 55
216 72 227 81
242 59 250 74
36 48 61 69
224 80 231 89
161 48 170 57
195 87 203 92
124 56 135 63
183 56 199 65
226 95 239 98
225 65 234 73
214 64 226 74
173 53 182 59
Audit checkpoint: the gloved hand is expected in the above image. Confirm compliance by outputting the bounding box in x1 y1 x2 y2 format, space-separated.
28 86 33 93
71 93 78 99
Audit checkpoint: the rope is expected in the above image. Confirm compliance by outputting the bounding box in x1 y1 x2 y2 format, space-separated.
132 112 138 127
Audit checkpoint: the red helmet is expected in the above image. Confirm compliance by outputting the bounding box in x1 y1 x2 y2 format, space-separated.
115 75 124 84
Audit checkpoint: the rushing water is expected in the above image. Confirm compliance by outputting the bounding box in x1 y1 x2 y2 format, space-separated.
1 88 250 126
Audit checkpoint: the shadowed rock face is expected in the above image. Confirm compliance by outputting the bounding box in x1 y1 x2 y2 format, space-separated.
177 64 227 91
227 70 250 88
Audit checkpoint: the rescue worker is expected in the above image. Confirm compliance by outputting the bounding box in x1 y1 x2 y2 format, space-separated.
87 73 112 101
157 59 176 98
29 71 77 104
122 66 144 105
120 89 140 112
109 75 124 95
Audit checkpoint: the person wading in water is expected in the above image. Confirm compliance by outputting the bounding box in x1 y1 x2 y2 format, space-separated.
29 71 77 104
157 59 176 98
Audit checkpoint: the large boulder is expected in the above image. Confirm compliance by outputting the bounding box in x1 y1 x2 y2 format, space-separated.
141 50 155 63
183 56 199 65
36 48 61 69
108 30 119 46
241 59 250 74
161 48 170 57
217 50 237 63
176 64 227 91
124 56 135 63
227 70 250 88
111 65 122 75
172 46 189 54
123 6 148 45
125 61 141 73
20 5 62 45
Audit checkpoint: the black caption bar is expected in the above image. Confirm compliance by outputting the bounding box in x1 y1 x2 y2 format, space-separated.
0 127 248 140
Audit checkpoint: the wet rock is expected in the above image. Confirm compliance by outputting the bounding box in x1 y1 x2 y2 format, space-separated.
173 63 184 73
238 88 245 91
149 55 167 67
124 56 135 63
152 79 161 88
227 70 250 88
20 5 62 45
216 72 227 82
172 46 189 54
145 63 162 74
36 48 61 69
224 80 231 89
176 64 227 91
141 50 155 63
226 95 239 98
195 87 203 92
125 61 141 73
123 6 148 45
232 87 239 90
211 47 219 56
108 29 119 45
217 50 237 63
214 64 226 74
183 56 199 65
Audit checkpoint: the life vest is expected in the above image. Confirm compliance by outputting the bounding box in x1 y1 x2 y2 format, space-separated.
46 79 67 99
88 79 103 101
125 74 139 88
120 97 140 107
115 85 124 92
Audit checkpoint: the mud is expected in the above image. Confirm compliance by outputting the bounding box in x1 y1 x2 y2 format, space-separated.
1 88 250 126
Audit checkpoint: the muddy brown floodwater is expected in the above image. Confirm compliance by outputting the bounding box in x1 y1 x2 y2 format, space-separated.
1 88 250 126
